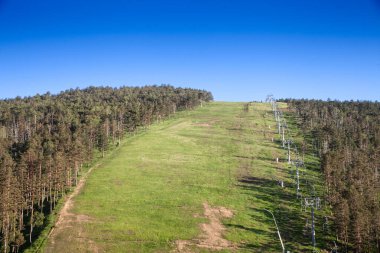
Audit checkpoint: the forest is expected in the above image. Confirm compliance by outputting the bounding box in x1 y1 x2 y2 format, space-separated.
0 85 213 253
284 99 380 253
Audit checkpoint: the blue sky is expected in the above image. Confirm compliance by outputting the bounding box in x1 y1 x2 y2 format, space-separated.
0 0 379 101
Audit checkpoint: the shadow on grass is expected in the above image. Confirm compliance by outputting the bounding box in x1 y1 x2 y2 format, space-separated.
235 175 314 252
238 176 275 187
226 223 267 235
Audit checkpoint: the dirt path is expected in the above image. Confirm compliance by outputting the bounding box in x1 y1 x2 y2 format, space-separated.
44 164 99 253
174 202 235 252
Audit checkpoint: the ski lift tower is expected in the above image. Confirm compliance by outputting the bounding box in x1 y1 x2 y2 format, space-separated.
285 139 293 164
294 159 303 198
281 119 287 148
302 194 321 252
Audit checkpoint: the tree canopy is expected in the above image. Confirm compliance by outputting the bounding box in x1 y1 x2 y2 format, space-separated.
0 85 213 253
284 99 380 253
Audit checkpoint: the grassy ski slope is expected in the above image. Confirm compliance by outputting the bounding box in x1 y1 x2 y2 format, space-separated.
44 102 332 253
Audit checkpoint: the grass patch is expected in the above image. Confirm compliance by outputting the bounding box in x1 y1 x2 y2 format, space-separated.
42 102 331 252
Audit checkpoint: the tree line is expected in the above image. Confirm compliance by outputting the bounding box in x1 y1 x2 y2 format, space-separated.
0 85 213 253
283 99 380 253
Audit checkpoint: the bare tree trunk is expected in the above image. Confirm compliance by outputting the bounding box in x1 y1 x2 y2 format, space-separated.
29 199 34 244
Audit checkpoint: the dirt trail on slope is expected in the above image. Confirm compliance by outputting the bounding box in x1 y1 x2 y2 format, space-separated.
174 202 235 252
44 165 100 253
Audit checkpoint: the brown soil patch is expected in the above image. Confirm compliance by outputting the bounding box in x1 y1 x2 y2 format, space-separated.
44 165 101 253
175 240 193 253
173 202 235 252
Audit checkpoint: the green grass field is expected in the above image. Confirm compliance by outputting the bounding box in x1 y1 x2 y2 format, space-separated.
43 102 332 253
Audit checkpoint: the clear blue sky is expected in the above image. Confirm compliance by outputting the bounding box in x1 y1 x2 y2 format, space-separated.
0 0 379 101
